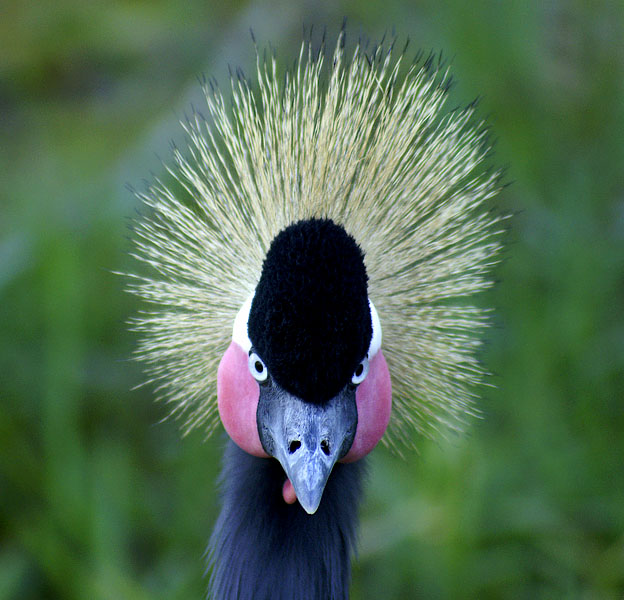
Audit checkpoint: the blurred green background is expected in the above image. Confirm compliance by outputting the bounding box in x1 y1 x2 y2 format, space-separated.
2 1 623 598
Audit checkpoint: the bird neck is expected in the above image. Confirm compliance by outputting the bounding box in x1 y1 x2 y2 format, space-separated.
208 439 365 600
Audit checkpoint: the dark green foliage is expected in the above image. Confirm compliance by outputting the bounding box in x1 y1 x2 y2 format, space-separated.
1 1 622 598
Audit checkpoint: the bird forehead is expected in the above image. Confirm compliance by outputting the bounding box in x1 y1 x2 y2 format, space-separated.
243 219 376 401
233 295 381 361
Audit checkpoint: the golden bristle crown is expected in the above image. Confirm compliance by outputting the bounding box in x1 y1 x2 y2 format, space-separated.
128 32 505 454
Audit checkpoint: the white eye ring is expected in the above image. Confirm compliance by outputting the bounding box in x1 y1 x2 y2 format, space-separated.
248 352 268 382
351 356 369 385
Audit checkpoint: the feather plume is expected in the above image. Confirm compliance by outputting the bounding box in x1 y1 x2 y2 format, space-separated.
128 32 504 452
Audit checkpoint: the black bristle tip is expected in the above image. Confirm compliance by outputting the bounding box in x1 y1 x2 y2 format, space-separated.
248 218 372 404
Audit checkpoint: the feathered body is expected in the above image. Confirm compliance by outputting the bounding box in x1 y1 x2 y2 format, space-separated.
129 31 503 600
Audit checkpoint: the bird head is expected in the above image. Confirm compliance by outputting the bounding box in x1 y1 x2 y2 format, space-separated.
129 33 505 522
217 218 391 513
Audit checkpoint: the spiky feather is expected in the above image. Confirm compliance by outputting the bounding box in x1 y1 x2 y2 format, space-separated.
129 32 504 453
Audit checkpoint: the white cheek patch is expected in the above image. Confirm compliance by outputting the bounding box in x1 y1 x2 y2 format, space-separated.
232 295 253 353
367 299 382 359
233 295 382 358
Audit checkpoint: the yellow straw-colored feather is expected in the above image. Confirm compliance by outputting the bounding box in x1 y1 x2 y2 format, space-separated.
129 33 505 453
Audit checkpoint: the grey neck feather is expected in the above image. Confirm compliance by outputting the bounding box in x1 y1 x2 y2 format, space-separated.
207 439 366 600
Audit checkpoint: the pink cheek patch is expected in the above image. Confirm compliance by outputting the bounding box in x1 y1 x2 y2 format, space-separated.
217 342 268 458
341 350 392 463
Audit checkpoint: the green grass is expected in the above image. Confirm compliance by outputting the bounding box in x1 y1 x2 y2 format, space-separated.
1 1 623 598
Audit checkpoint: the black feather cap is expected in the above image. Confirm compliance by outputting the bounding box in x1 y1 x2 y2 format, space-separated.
248 218 372 403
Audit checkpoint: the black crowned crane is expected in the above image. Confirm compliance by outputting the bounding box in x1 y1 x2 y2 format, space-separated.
129 31 504 600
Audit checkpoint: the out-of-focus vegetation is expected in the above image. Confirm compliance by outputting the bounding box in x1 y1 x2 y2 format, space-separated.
1 1 622 598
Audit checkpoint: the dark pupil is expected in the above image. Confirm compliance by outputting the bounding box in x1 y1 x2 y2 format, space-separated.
254 361 264 373
355 363 363 377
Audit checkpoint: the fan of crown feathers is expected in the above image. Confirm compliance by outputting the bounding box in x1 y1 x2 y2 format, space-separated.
127 31 505 455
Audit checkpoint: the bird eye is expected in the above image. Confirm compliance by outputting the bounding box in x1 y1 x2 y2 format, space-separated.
351 356 369 385
248 352 268 382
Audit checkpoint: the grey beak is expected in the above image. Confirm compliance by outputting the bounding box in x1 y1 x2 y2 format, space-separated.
257 381 358 514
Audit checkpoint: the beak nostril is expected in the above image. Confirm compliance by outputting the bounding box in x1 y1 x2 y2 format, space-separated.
288 440 301 454
320 439 330 456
